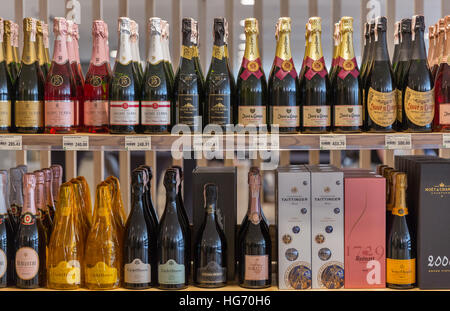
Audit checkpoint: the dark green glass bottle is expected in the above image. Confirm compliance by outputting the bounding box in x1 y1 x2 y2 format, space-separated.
4 21 19 84
392 21 401 72
0 18 13 133
161 20 174 88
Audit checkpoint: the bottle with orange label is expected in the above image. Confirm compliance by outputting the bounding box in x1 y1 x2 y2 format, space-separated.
387 173 415 289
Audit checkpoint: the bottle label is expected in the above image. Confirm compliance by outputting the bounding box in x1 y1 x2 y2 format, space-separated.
274 57 298 80
181 46 195 60
439 103 450 125
245 255 269 281
15 101 44 128
158 259 185 285
86 262 118 285
45 100 75 127
197 261 226 284
109 101 139 125
141 101 171 125
303 106 331 127
334 105 363 127
49 261 81 285
0 249 6 279
387 258 416 285
396 89 403 122
212 46 226 60
240 58 263 81
208 94 231 125
177 95 199 126
238 106 267 125
15 247 39 280
124 258 151 284
392 206 408 216
21 212 35 225
0 101 11 127
84 100 109 126
404 87 435 127
367 88 397 127
10 204 21 219
270 106 299 127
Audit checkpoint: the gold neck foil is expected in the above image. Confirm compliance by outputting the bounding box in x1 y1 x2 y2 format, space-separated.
36 21 46 66
244 19 260 62
339 17 355 60
306 17 323 61
22 18 38 65
275 17 292 61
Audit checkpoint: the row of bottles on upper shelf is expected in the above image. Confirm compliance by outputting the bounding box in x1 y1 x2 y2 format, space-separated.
0 14 448 135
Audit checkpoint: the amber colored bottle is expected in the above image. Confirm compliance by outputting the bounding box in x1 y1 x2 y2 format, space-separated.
70 179 90 241
84 182 121 290
47 182 84 289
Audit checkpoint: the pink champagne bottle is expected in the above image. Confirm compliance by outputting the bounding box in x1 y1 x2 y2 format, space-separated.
44 17 77 134
84 20 111 133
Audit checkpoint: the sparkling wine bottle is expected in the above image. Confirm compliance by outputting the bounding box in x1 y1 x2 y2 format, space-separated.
45 17 77 134
34 170 52 244
76 176 93 227
9 167 24 231
434 16 450 132
36 20 49 79
328 22 341 85
130 20 144 84
0 171 14 287
0 19 12 133
4 21 19 83
427 25 436 70
432 19 445 80
42 168 56 223
67 21 84 130
51 164 62 208
161 20 174 87
392 21 401 71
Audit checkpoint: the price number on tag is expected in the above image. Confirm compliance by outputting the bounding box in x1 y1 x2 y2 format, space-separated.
125 136 151 151
320 135 347 150
63 136 89 150
0 136 22 150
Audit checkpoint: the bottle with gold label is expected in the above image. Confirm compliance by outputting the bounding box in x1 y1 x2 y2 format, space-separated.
0 19 12 133
400 15 434 132
36 20 49 78
364 17 397 132
13 18 45 133
48 182 83 289
299 17 330 134
236 18 268 129
4 21 19 84
387 173 415 289
328 22 340 83
269 17 299 133
84 182 121 289
331 17 363 133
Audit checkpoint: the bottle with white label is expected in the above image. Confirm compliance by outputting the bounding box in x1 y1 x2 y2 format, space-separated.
141 17 172 134
0 171 14 287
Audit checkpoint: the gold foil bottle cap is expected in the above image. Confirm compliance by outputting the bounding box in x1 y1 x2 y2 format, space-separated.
307 17 321 33
34 171 45 184
244 18 259 35
333 22 340 41
23 173 37 189
36 20 43 34
395 173 407 189
277 17 291 33
148 17 162 36
445 16 450 31
118 16 131 33
4 20 11 35
340 16 354 33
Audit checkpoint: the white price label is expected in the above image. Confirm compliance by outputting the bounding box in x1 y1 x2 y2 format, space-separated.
124 136 151 151
63 136 89 150
0 136 22 150
385 134 412 150
320 135 346 150
443 134 450 149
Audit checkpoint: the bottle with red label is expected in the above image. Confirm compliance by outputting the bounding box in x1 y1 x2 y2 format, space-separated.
140 17 172 133
84 20 111 133
434 16 450 132
15 173 46 289
44 17 77 134
109 17 140 134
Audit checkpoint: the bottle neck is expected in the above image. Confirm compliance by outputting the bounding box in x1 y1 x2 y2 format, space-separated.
147 32 164 65
0 184 7 215
22 32 38 65
392 184 407 216
45 181 54 206
275 31 293 61
162 37 172 63
361 35 370 63
306 30 323 61
339 31 355 60
91 33 109 66
52 31 69 64
117 31 132 65
4 34 14 64
131 35 141 63
35 183 45 210
434 31 444 65
131 185 144 212
247 183 261 224
22 186 37 215
444 30 450 60
411 29 427 61
165 186 178 211
373 31 390 61
67 33 77 64
428 36 435 65
398 32 412 62
243 33 260 62
205 201 216 218
36 33 46 66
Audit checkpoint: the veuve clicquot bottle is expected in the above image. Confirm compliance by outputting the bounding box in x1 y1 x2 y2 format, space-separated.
400 15 434 132
236 18 268 130
14 17 45 133
364 16 397 132
161 20 174 87
158 169 188 290
4 20 19 84
0 18 12 133
299 17 330 134
269 17 299 133
392 21 401 71
15 173 46 288
204 17 235 130
0 171 14 287
194 183 227 288
331 17 363 133
123 169 153 289
238 168 271 289
109 17 140 134
174 18 204 132
141 17 172 134
387 173 415 289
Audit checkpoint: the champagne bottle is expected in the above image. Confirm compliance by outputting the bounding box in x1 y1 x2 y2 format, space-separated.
194 183 227 288
84 182 121 290
238 168 271 289
34 170 52 244
432 19 445 79
9 167 24 231
42 168 56 223
84 20 111 133
4 21 19 83
12 22 20 72
392 21 401 71
51 164 62 208
109 17 140 134
0 19 12 133
69 178 90 240
161 20 174 87
299 17 330 134
67 21 84 130
42 22 51 71
15 173 46 288
47 182 83 289
141 17 172 134
158 169 188 290
45 17 77 134
433 15 450 132
328 22 341 83
173 18 204 132
0 171 14 287
427 25 436 71
387 173 415 289
269 17 299 133
364 16 397 132
401 15 434 132
204 17 235 129
14 17 45 133
123 170 153 289
331 17 363 133
130 20 144 84
236 18 268 129
193 20 205 88
361 20 375 91
36 20 49 79
360 23 371 88
76 176 93 228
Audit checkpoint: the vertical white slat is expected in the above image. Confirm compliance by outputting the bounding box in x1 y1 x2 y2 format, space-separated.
65 151 77 180
309 150 320 165
39 151 51 168
39 0 49 23
280 0 289 16
145 151 157 208
444 0 450 15
119 151 131 214
16 151 27 166
383 150 395 168
330 150 341 168
254 0 263 60
119 0 129 17
172 0 182 70
198 0 207 73
93 151 104 186
309 0 318 17
414 0 424 15
145 0 155 56
333 0 342 24
93 0 104 20
15 0 25 59
386 0 396 60
225 0 234 70
359 150 371 169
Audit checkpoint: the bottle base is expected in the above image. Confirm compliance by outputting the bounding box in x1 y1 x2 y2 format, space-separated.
45 127 76 134
158 284 188 290
387 283 415 290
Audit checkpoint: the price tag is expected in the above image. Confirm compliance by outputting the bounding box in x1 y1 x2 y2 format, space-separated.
385 134 412 150
124 136 151 151
320 135 346 150
63 136 89 150
443 134 450 148
0 136 22 150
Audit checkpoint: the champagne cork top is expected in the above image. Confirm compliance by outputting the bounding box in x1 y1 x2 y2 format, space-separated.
23 17 37 35
132 169 144 188
51 164 62 179
130 19 139 40
10 167 23 182
401 18 412 33
340 16 354 32
412 15 425 31
53 17 68 35
93 20 107 37
161 20 170 39
67 20 79 39
248 167 261 185
204 183 218 202
23 173 36 189
395 172 407 189
182 17 198 45
307 17 321 32
118 16 131 33
36 20 43 34
213 17 228 45
34 170 45 184
141 165 153 181
43 168 53 182
278 17 292 33
244 18 259 34
438 18 445 33
163 168 178 188
375 16 387 32
4 20 11 35
148 17 162 35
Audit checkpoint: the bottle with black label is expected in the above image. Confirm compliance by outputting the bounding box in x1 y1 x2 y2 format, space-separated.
204 17 235 130
173 18 204 132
